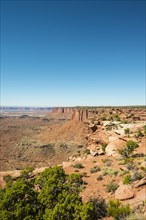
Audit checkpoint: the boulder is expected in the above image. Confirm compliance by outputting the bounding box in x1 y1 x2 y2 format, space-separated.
103 121 121 127
103 121 112 127
115 185 134 200
114 129 125 136
88 135 100 143
134 177 146 188
98 149 105 155
105 139 125 156
109 136 119 142
90 149 99 157
87 144 100 157
140 161 146 168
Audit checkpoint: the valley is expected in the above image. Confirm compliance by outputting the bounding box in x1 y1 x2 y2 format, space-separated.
0 106 146 219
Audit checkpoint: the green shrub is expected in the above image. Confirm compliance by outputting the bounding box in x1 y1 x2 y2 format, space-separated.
135 129 144 138
131 171 143 181
119 140 138 158
0 176 41 219
102 168 109 176
124 128 130 134
118 160 126 165
126 140 138 149
109 115 113 121
20 166 34 178
3 175 12 183
102 168 118 176
105 181 118 193
0 166 113 220
106 126 112 131
112 170 119 176
121 119 128 124
101 115 106 121
105 161 112 166
141 166 146 172
133 153 145 158
73 163 84 169
68 173 83 185
90 166 101 173
125 162 135 170
84 149 90 154
107 199 131 220
124 159 134 170
118 170 129 176
124 158 134 164
102 143 108 152
89 197 107 219
102 158 112 163
114 114 120 121
123 174 132 184
97 175 103 181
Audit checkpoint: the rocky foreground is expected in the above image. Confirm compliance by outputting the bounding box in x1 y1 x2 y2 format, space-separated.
0 106 146 218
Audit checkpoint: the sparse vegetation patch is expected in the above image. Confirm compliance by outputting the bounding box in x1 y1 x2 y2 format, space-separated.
119 140 138 158
90 166 101 173
107 199 131 220
105 181 118 193
73 163 84 169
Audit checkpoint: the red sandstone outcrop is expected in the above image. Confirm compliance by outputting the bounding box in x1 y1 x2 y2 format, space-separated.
52 108 89 122
115 185 134 200
52 107 146 122
72 109 88 121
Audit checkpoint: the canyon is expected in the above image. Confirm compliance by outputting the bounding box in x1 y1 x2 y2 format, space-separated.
0 106 146 218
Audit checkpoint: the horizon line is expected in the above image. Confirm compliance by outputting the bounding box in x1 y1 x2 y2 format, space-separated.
1 105 146 108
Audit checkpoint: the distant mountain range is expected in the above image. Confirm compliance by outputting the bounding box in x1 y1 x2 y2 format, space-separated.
0 107 53 111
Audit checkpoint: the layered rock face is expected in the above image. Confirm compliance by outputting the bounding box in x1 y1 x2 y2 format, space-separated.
71 109 89 121
52 108 99 122
52 107 71 114
52 107 146 122
52 108 89 122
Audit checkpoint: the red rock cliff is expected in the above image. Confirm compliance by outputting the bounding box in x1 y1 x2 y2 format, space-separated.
52 108 89 122
71 109 88 121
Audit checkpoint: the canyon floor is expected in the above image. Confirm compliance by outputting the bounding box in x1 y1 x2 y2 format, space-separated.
0 107 146 218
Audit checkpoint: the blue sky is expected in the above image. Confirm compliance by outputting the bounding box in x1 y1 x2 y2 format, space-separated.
1 0 145 107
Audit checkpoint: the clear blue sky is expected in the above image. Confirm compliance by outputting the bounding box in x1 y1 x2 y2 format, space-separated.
1 0 145 107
